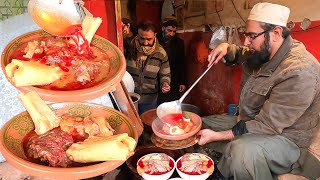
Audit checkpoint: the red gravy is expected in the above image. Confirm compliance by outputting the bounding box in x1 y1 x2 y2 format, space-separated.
162 113 188 128
9 29 111 91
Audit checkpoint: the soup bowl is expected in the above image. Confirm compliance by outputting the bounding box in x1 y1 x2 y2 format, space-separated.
151 111 202 141
0 102 138 179
175 153 214 180
1 30 126 102
136 153 175 180
126 144 183 178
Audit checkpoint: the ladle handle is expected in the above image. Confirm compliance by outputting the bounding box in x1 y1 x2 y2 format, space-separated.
179 63 215 103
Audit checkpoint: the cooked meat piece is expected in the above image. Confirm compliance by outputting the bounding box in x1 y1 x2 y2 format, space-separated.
141 153 172 174
26 128 74 167
180 154 210 174
180 158 203 174
23 40 44 59
59 115 114 139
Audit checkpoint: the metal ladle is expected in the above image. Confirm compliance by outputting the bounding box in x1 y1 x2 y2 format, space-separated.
156 62 215 120
28 0 85 36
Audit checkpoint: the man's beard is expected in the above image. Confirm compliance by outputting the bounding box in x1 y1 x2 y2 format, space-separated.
163 31 173 41
246 39 271 71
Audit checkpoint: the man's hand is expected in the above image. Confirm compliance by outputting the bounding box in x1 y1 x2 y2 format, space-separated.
197 129 235 145
179 85 186 92
208 42 229 67
197 129 219 145
161 82 171 93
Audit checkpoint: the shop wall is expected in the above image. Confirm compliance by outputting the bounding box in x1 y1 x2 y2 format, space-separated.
291 21 320 61
178 32 236 115
135 0 163 31
83 0 117 45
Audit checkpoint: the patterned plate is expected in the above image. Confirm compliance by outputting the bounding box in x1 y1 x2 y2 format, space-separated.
0 102 138 179
151 133 200 150
1 30 126 102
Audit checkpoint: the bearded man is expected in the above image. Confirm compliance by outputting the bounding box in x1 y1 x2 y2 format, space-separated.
126 21 171 114
156 16 186 105
197 3 320 180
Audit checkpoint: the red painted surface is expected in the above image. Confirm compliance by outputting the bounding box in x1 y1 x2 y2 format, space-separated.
291 20 320 61
136 0 163 31
83 0 117 45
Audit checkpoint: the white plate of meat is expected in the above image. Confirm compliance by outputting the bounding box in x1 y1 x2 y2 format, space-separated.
137 153 175 180
175 153 214 180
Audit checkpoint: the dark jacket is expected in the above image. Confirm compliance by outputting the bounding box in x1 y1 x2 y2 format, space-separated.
157 33 186 104
123 36 135 59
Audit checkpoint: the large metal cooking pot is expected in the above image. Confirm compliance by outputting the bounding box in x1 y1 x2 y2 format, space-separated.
181 103 202 116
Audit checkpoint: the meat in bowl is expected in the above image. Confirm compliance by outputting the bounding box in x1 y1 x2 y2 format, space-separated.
19 91 136 168
24 114 125 167
25 128 74 167
137 153 175 179
161 113 196 135
176 153 214 176
6 35 111 90
4 15 112 91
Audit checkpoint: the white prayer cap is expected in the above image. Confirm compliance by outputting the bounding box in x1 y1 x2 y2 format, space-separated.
248 3 290 27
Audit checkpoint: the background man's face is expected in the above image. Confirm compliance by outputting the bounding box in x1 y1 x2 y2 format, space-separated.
122 23 130 37
163 26 177 38
137 29 156 47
